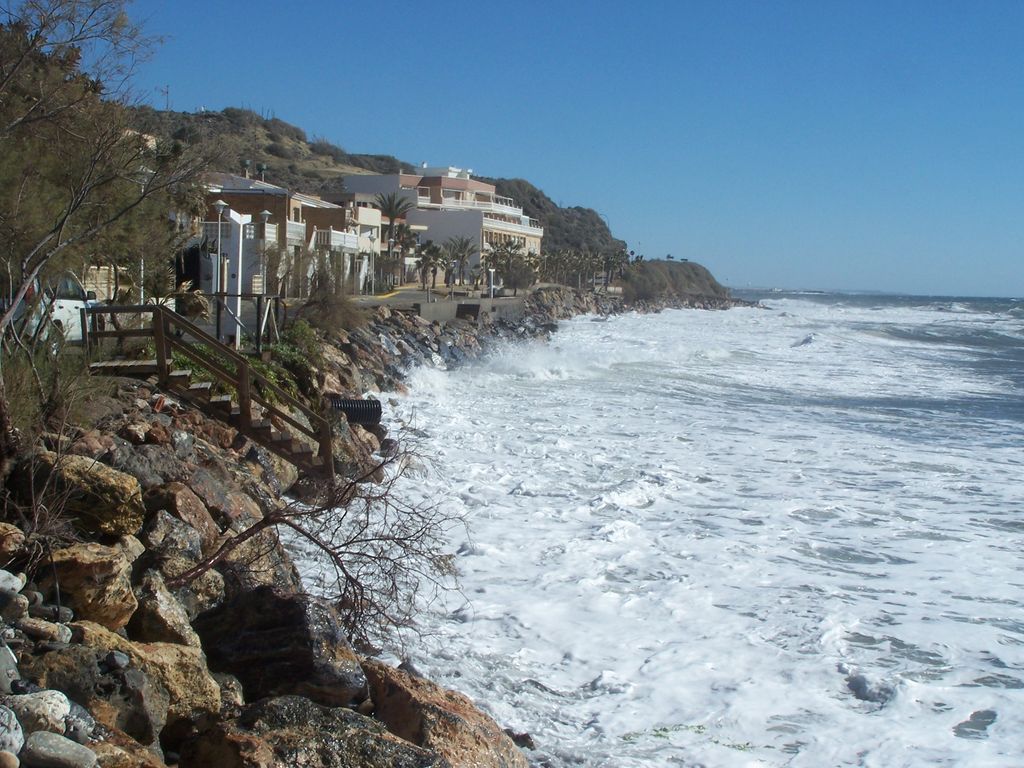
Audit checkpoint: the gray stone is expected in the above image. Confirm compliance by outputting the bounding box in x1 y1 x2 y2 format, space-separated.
20 730 96 768
1 690 71 734
62 702 94 745
139 510 202 562
0 706 23 754
100 651 130 672
0 574 19 595
0 648 19 695
27 606 73 624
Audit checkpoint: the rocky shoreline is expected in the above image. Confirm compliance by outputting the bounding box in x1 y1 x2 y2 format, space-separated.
0 286 746 767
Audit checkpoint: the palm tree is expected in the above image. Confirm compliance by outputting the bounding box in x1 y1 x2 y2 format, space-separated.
416 241 442 289
374 192 415 285
443 235 476 286
492 239 533 296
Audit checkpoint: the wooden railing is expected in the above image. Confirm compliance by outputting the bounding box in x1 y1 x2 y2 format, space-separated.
81 304 333 475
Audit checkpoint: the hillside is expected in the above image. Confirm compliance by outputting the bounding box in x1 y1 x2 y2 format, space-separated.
132 106 625 254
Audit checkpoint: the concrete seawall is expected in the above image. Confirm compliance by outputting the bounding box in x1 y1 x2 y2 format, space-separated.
413 297 525 324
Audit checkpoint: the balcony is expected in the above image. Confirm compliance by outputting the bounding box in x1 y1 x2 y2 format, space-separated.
286 220 307 245
314 228 359 252
482 213 544 238
415 187 526 216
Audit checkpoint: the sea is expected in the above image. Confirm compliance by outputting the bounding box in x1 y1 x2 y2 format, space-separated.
364 292 1024 767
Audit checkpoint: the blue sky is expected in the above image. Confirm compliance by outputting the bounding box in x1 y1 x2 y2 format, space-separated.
129 0 1023 296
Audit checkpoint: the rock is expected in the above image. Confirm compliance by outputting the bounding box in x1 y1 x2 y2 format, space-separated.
27 605 73 624
72 622 219 742
186 469 263 533
21 644 167 750
62 701 94 744
126 571 200 648
155 556 224 621
119 423 147 445
139 511 202 563
16 453 144 538
192 586 366 707
142 484 219 555
210 528 303 600
0 574 20 595
116 535 144 563
212 673 244 714
0 690 71 734
0 749 17 768
14 620 71 645
101 652 130 672
179 696 448 768
0 648 20 695
0 705 24 754
362 658 529 768
87 726 167 767
38 545 137 631
106 442 190 491
20 730 97 768
0 529 22 566
0 591 29 622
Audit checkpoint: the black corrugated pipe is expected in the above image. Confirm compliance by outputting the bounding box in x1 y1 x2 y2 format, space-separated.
325 395 382 426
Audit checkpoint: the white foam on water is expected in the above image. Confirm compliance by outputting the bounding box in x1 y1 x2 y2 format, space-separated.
316 299 1024 767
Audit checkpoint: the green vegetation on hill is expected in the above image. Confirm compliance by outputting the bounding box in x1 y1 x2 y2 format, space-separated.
620 260 730 302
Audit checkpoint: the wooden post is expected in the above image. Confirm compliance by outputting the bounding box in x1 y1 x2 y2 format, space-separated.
79 307 90 356
318 416 333 478
153 307 169 385
237 360 252 430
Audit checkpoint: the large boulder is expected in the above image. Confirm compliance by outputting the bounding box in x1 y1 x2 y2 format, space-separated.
142 484 220 555
71 622 220 744
179 696 448 768
21 643 169 751
192 586 365 707
17 452 144 537
126 570 201 648
362 659 528 768
39 543 137 631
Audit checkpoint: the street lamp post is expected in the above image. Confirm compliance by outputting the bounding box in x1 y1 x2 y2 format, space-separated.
488 268 496 299
367 231 377 295
212 199 228 342
386 237 394 293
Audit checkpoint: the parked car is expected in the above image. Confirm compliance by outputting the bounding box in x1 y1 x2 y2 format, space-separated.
1 271 97 343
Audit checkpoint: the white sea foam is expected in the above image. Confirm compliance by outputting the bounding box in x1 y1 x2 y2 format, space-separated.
314 297 1024 766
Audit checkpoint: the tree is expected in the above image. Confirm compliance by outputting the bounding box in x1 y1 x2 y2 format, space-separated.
167 442 462 648
416 240 441 290
373 191 414 283
443 235 475 286
0 1 208 476
492 239 535 297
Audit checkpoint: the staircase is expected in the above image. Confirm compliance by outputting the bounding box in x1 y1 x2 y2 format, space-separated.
81 304 334 478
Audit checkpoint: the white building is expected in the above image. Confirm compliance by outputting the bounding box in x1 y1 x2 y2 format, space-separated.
339 166 543 276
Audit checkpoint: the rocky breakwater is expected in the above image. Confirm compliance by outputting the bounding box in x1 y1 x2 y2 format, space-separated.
1 374 530 767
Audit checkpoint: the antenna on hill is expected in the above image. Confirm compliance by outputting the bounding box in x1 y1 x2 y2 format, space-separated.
157 84 170 111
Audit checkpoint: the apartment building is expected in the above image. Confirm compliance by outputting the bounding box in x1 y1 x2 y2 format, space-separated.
198 173 380 298
339 167 543 272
